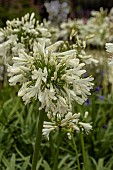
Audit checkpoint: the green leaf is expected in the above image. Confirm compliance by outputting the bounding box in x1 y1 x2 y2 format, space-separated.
0 149 4 162
36 157 43 170
97 158 104 170
21 156 30 170
9 154 16 170
43 160 51 170
58 154 70 169
2 156 10 168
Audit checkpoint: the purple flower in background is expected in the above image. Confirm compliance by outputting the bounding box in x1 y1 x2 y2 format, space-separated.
100 69 104 81
95 86 102 92
102 124 107 129
98 95 104 101
85 98 90 106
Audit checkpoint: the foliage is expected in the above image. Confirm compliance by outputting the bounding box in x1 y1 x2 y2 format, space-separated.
0 0 41 27
1 48 113 169
0 5 113 170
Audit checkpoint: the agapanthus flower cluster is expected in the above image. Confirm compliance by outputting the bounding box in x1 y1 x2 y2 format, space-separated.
59 19 78 40
106 43 113 64
59 33 98 65
1 12 94 140
78 8 110 47
58 8 112 47
43 111 92 139
8 41 93 120
105 43 113 92
30 7 113 50
43 19 60 42
0 13 51 63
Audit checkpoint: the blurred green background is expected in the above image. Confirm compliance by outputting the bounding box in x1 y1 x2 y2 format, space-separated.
0 0 113 27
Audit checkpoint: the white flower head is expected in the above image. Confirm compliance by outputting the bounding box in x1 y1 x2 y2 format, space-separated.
0 13 51 64
106 43 113 53
43 111 92 139
8 41 94 117
42 121 58 139
105 43 113 65
0 31 5 42
79 122 92 133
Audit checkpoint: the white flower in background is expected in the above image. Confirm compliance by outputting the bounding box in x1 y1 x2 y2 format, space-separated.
57 33 99 66
42 111 92 139
8 41 94 117
109 7 113 22
108 65 113 93
59 19 77 40
58 8 110 47
43 121 58 139
0 31 5 42
106 43 113 53
79 122 92 134
105 43 113 92
105 43 113 65
79 54 99 65
43 20 60 42
0 40 11 61
78 8 110 47
0 13 51 63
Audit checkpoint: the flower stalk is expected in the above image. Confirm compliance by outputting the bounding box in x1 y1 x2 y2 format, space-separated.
53 130 62 170
31 108 45 170
49 132 55 164
72 135 81 170
80 133 87 170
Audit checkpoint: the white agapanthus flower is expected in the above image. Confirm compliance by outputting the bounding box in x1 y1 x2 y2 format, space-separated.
106 43 113 65
42 111 92 139
43 19 60 42
8 41 94 117
59 8 110 47
105 43 113 93
0 31 5 42
79 122 92 134
43 121 58 139
106 43 113 53
0 13 51 63
78 8 110 47
59 19 77 40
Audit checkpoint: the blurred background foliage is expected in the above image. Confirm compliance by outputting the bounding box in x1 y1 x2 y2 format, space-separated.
0 0 113 27
0 0 113 170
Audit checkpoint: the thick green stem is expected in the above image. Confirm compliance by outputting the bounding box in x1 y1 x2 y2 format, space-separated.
53 130 62 170
80 133 87 170
72 135 81 170
49 132 55 163
3 65 7 87
31 108 45 170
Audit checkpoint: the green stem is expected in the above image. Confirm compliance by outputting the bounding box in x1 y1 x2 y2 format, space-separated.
80 133 87 170
3 64 7 87
53 130 62 170
49 132 55 164
31 108 45 170
72 135 81 170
